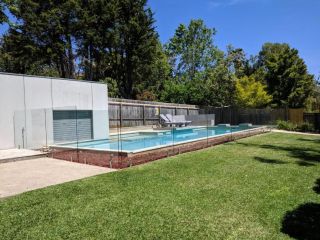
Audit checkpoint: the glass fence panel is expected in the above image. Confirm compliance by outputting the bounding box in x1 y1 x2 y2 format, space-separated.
50 106 79 162
13 110 26 149
14 108 53 149
29 109 50 149
109 106 124 168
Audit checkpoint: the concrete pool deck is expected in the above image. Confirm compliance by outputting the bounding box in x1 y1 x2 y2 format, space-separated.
0 158 116 198
0 149 47 163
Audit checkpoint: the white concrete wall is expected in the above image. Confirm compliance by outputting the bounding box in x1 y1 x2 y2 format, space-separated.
52 79 93 110
0 74 25 149
0 73 109 149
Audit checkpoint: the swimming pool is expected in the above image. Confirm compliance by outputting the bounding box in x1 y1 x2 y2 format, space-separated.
51 125 267 168
59 125 256 153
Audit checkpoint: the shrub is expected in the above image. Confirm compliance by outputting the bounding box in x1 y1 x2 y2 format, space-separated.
297 122 315 132
276 120 315 133
276 120 297 131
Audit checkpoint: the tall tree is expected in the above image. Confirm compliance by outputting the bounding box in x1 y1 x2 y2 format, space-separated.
0 28 53 74
257 43 314 107
76 0 163 99
135 41 171 100
225 45 248 78
76 0 118 81
206 57 236 106
111 0 160 99
162 19 237 106
3 0 78 78
165 19 221 80
305 78 320 112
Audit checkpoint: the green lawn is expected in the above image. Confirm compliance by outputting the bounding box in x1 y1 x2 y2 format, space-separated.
1 132 320 239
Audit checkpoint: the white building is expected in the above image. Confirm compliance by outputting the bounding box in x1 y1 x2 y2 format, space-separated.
0 72 109 150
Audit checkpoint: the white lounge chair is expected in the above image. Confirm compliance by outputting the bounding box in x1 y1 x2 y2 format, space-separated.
160 114 173 127
160 114 184 127
166 114 192 127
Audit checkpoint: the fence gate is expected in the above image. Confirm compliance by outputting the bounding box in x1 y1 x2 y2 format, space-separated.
53 110 93 142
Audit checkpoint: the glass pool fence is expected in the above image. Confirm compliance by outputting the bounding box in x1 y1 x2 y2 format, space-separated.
13 107 264 167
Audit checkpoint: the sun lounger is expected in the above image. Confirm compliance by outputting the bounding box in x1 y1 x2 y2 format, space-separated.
166 114 192 127
160 114 184 127
160 114 174 127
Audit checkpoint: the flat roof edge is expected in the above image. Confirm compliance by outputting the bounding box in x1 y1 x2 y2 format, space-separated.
0 72 106 85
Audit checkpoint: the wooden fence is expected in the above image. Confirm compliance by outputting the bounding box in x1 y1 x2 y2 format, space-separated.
200 107 284 125
108 98 306 127
200 107 304 125
108 98 199 127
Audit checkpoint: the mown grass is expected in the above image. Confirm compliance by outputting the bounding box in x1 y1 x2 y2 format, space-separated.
1 132 320 239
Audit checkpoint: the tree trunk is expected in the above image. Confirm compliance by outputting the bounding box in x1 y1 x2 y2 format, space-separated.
66 34 74 78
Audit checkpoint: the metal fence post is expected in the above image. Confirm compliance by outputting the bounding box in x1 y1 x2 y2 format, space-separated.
143 105 146 125
119 103 122 128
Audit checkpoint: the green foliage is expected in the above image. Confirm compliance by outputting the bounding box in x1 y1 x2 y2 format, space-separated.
160 62 236 106
2 0 78 77
97 0 161 99
276 120 315 132
276 120 298 131
160 79 189 104
100 77 120 98
205 59 236 106
305 81 320 112
161 19 235 106
225 45 250 78
297 122 315 132
235 75 272 108
76 0 118 81
136 90 158 101
134 41 171 100
164 19 221 80
257 43 315 108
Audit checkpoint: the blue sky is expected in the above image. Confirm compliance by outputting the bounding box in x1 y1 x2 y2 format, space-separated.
148 0 320 76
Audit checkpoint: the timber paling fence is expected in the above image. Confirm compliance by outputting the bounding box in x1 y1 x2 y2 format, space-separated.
199 107 286 125
108 98 308 128
200 107 304 125
108 98 199 127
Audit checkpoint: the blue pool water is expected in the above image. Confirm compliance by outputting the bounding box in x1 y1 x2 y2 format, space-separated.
61 126 255 152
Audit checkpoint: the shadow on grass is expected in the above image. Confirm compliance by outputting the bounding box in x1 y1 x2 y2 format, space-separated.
313 179 320 194
254 157 287 164
281 203 320 240
260 144 320 163
296 161 315 167
281 179 320 240
296 138 320 143
237 138 320 166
